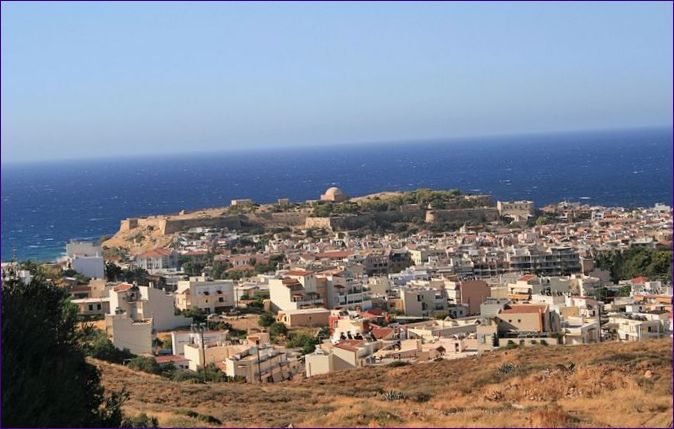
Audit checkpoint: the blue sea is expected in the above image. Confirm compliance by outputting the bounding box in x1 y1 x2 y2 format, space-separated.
2 128 672 262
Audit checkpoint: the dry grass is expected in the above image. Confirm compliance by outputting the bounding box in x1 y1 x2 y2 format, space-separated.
94 338 673 427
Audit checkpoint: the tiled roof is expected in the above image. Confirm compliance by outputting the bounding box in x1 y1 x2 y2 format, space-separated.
285 270 314 276
334 339 366 352
113 283 134 292
139 248 172 257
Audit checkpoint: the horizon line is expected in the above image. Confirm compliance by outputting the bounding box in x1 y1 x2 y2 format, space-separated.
2 123 672 167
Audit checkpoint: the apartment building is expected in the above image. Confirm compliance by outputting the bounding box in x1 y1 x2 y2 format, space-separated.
269 270 324 311
176 276 235 314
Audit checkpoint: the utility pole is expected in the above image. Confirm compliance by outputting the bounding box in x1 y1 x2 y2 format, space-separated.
255 339 262 383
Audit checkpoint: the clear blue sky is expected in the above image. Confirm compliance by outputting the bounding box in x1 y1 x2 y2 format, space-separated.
1 1 672 163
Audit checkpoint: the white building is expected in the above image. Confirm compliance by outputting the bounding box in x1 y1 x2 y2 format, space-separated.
109 283 191 331
72 255 105 279
269 270 324 311
176 276 235 314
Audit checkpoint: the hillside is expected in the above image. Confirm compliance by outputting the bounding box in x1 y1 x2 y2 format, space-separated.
94 338 673 428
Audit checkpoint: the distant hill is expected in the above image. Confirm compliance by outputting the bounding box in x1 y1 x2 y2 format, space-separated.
94 338 672 428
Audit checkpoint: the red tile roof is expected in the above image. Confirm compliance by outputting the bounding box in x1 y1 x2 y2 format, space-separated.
139 248 172 257
285 270 314 276
113 283 134 292
371 327 394 340
334 339 366 352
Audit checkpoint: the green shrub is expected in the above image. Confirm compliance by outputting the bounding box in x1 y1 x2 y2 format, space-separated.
128 356 161 375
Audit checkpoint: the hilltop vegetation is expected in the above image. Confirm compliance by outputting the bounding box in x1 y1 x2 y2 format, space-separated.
594 247 673 282
95 338 672 428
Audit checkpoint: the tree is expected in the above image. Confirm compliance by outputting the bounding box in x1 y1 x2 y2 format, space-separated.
81 327 134 364
2 272 124 426
286 333 319 354
268 322 288 339
181 307 207 324
258 312 275 327
105 262 123 281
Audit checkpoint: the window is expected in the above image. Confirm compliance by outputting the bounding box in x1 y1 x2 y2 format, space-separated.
97 304 102 310
88 304 93 311
218 297 224 303
517 319 521 323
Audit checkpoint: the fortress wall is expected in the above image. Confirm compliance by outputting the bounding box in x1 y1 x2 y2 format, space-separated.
162 216 242 234
254 212 309 227
372 209 426 223
305 217 334 230
425 208 499 224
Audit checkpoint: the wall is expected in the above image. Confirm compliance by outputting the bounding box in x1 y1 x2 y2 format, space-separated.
425 208 499 224
107 314 152 355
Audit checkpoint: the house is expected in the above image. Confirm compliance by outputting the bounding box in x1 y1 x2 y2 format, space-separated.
133 248 178 274
176 276 235 314
305 339 384 377
71 255 105 279
71 297 110 318
276 308 331 327
154 354 190 369
105 313 153 355
444 280 490 315
184 342 247 371
171 330 230 355
607 315 665 341
562 316 600 345
406 318 480 341
398 287 448 317
496 303 561 335
65 240 105 279
109 283 191 331
269 270 324 311
223 345 291 383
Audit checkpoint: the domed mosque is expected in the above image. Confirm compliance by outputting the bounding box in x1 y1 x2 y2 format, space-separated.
320 186 349 203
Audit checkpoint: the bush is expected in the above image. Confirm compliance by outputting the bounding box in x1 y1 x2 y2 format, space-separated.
286 333 318 355
268 322 288 339
498 362 517 375
121 413 159 428
181 307 207 324
382 390 408 401
414 392 432 403
128 356 161 375
258 312 275 327
81 328 135 364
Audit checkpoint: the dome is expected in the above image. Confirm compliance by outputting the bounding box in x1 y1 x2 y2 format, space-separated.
325 187 344 198
321 186 348 202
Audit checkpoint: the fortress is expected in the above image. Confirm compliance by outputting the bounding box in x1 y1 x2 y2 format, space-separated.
115 187 500 238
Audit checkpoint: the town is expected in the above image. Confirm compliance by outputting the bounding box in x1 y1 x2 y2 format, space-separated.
3 187 672 384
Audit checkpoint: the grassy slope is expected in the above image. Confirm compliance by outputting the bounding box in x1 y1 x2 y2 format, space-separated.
95 338 673 428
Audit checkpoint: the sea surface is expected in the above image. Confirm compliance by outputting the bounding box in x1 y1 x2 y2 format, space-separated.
2 128 672 261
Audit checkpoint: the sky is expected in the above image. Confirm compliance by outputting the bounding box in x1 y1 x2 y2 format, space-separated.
1 1 672 163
